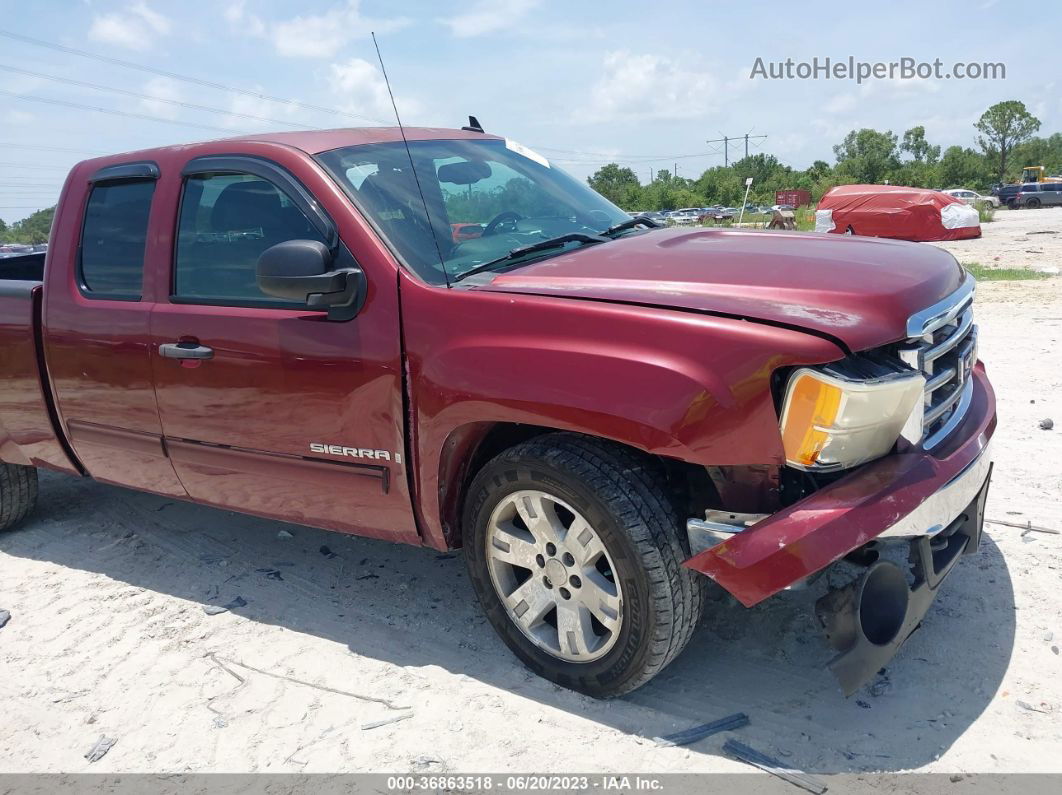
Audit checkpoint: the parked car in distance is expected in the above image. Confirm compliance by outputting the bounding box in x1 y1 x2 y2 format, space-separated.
669 208 703 225
991 183 1024 208
450 222 485 242
0 125 995 699
1015 182 1062 209
631 210 668 225
942 188 1000 208
701 208 734 221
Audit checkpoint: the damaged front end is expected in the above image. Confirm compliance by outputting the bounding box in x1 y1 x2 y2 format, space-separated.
682 277 996 695
815 464 991 695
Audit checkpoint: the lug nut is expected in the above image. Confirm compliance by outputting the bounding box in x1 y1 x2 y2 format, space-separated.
542 576 553 589
559 587 571 600
546 542 557 556
562 552 575 566
569 575 581 588
536 554 546 568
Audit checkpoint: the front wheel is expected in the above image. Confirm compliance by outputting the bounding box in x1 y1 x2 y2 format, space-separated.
463 433 706 697
0 462 38 532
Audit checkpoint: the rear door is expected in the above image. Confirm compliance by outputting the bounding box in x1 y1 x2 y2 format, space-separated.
149 154 418 541
43 161 186 496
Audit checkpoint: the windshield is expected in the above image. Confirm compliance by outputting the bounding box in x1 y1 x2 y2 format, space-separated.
316 138 631 285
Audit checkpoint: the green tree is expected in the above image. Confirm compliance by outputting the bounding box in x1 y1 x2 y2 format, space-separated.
587 163 642 207
901 126 940 163
974 100 1041 182
833 128 900 183
3 206 56 244
938 146 992 190
0 217 8 239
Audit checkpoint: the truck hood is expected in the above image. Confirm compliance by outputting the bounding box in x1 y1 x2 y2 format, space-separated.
474 228 965 352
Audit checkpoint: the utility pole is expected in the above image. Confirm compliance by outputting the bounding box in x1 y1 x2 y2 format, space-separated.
705 132 767 166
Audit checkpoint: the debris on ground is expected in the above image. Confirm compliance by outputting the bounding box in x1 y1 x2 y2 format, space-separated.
320 545 337 559
1016 700 1052 714
652 712 749 747
84 735 117 763
255 568 284 581
1040 418 1054 431
0 609 10 629
986 518 1060 536
722 739 828 794
277 530 294 539
202 596 247 616
361 711 413 730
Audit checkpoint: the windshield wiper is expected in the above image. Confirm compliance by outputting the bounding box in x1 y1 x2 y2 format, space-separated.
451 232 608 283
601 215 662 237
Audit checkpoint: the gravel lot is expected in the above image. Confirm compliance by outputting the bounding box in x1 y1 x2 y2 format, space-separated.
1 237 1059 777
930 205 1062 271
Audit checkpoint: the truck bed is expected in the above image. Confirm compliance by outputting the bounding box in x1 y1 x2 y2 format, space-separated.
0 280 81 474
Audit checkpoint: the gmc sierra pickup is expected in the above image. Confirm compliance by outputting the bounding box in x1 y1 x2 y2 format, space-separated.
0 127 995 697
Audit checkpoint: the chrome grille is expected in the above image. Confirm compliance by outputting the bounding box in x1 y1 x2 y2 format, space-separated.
900 280 977 450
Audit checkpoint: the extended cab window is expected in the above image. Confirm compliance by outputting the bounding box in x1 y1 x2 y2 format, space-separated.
80 179 156 299
174 173 326 306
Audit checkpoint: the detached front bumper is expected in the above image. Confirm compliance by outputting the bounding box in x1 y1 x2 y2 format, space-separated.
683 363 995 692
683 365 995 693
684 364 995 605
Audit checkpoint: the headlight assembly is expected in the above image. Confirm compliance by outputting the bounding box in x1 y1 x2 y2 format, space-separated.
779 367 925 471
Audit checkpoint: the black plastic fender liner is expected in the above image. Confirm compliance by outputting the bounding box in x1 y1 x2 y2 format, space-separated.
816 465 992 696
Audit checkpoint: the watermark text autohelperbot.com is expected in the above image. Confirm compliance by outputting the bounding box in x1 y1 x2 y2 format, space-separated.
750 56 1005 83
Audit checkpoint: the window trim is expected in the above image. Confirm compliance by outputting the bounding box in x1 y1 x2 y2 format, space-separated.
171 158 340 310
180 155 338 248
77 162 159 302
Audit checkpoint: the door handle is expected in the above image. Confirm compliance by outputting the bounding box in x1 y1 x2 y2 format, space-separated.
159 341 214 360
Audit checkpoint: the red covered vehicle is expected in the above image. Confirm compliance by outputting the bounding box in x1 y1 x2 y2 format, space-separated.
0 127 994 697
816 184 982 241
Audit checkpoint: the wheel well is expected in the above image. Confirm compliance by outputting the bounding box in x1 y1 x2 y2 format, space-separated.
440 422 716 549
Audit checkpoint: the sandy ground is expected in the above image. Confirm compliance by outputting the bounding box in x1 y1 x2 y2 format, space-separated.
1 283 1061 777
930 205 1062 271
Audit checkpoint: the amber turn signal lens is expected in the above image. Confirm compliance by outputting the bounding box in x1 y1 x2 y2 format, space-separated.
780 372 843 468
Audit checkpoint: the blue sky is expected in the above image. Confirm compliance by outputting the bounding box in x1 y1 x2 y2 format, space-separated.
1 0 1058 223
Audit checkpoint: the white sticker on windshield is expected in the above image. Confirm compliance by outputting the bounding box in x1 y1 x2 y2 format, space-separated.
505 139 550 168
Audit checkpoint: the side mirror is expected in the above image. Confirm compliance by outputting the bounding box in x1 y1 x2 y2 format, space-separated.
256 239 366 321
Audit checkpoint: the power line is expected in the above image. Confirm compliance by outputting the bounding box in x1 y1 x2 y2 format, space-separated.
0 29 390 126
705 132 768 167
0 88 253 135
0 162 72 169
0 142 107 155
0 64 318 130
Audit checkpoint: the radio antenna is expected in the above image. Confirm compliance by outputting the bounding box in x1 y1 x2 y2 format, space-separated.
371 32 451 288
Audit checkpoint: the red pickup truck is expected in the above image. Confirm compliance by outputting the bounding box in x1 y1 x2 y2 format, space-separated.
0 127 995 697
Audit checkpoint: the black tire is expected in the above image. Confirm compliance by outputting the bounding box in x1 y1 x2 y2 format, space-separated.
1026 198 1041 209
0 462 38 532
463 433 706 698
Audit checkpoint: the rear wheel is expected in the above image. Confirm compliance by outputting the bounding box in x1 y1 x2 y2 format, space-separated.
0 462 38 532
463 433 706 697
1026 198 1041 209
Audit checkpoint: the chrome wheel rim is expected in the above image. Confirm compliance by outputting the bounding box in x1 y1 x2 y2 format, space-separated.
485 490 623 663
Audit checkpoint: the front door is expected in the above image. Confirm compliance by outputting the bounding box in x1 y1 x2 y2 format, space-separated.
149 155 417 542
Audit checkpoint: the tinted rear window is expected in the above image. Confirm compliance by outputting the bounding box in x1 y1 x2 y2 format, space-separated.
80 179 155 299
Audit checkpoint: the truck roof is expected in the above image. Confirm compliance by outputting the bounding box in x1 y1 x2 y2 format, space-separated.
76 126 502 169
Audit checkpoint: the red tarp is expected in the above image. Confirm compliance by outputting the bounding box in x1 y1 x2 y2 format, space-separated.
815 184 981 242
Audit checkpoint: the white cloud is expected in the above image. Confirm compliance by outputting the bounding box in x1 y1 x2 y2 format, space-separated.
138 77 182 120
88 2 171 52
328 57 421 121
224 0 266 37
577 51 718 124
270 1 408 59
439 0 540 38
220 91 300 131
